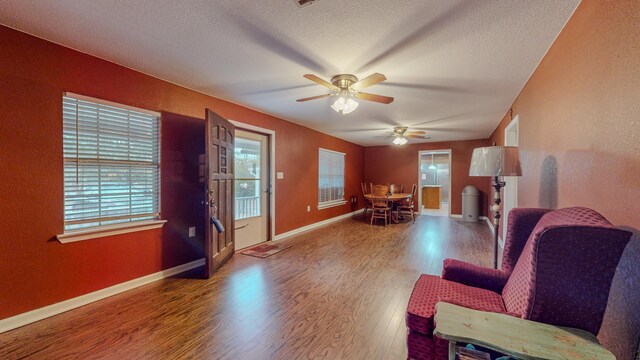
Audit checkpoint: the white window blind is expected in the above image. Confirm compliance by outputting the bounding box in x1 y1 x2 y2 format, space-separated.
62 94 160 231
318 148 345 207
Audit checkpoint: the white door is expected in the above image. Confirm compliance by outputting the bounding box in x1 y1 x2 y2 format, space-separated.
502 116 519 244
234 130 269 249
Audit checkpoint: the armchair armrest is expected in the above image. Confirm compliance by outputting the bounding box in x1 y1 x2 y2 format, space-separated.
441 258 510 293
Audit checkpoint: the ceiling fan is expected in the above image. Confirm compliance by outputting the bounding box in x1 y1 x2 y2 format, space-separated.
390 126 430 145
296 73 394 115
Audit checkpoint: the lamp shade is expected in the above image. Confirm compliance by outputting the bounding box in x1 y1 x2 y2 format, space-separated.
469 146 522 177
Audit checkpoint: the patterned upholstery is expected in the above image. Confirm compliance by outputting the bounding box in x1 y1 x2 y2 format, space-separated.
501 207 632 334
501 208 552 272
407 330 436 360
597 230 640 360
407 331 449 360
406 274 506 335
440 208 551 293
406 207 633 360
441 258 510 293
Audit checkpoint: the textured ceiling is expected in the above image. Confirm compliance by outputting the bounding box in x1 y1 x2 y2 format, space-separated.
0 0 580 146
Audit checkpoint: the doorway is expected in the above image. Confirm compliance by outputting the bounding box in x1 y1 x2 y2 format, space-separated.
234 129 272 249
418 150 452 217
502 116 519 246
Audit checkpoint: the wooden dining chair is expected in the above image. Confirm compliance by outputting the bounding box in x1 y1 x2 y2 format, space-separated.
396 183 417 223
361 182 372 218
373 184 389 195
371 185 391 226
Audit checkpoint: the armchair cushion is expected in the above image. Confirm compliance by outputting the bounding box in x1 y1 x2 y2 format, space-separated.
441 258 510 293
406 274 506 335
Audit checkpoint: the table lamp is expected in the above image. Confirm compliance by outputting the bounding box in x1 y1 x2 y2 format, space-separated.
469 146 522 269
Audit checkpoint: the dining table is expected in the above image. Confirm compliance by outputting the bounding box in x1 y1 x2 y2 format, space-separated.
364 192 412 223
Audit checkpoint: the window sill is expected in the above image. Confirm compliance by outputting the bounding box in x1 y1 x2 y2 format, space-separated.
317 200 347 210
56 220 167 244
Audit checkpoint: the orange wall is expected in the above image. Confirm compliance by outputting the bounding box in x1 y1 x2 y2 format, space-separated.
364 139 491 216
0 25 364 320
487 3 640 357
489 0 640 230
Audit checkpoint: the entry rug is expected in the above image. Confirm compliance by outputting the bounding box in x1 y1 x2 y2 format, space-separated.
241 242 292 258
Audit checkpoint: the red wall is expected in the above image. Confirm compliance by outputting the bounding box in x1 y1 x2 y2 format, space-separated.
488 0 640 230
0 25 364 320
364 139 491 216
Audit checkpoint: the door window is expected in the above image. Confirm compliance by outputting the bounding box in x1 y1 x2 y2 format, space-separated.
235 137 262 219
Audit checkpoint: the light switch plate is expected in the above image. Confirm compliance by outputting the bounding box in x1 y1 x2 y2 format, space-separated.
277 172 284 179
188 227 196 237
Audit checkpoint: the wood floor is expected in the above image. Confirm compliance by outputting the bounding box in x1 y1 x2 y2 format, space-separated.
0 215 492 360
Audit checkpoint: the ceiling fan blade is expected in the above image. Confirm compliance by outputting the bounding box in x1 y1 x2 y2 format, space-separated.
406 131 426 136
351 73 387 90
406 134 430 139
338 128 389 132
303 74 339 91
356 92 395 104
296 94 332 102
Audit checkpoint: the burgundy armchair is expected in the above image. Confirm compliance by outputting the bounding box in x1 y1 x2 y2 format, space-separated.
405 207 632 360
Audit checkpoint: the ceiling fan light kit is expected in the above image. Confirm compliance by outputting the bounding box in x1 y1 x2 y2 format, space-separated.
392 126 409 146
297 73 394 115
393 136 408 146
389 126 430 146
331 96 359 115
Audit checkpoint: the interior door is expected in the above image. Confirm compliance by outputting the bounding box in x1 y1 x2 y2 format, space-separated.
204 109 235 278
234 130 269 249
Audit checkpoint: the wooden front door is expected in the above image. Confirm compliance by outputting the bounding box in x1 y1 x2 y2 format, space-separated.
204 109 235 278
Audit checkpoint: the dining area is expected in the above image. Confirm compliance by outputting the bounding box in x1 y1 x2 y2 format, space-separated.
361 183 418 226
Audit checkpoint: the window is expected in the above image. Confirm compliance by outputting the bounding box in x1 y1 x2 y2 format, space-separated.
318 148 346 209
62 93 160 233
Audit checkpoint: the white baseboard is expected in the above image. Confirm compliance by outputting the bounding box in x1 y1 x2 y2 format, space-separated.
451 214 503 250
451 214 496 235
0 258 205 334
274 209 362 241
